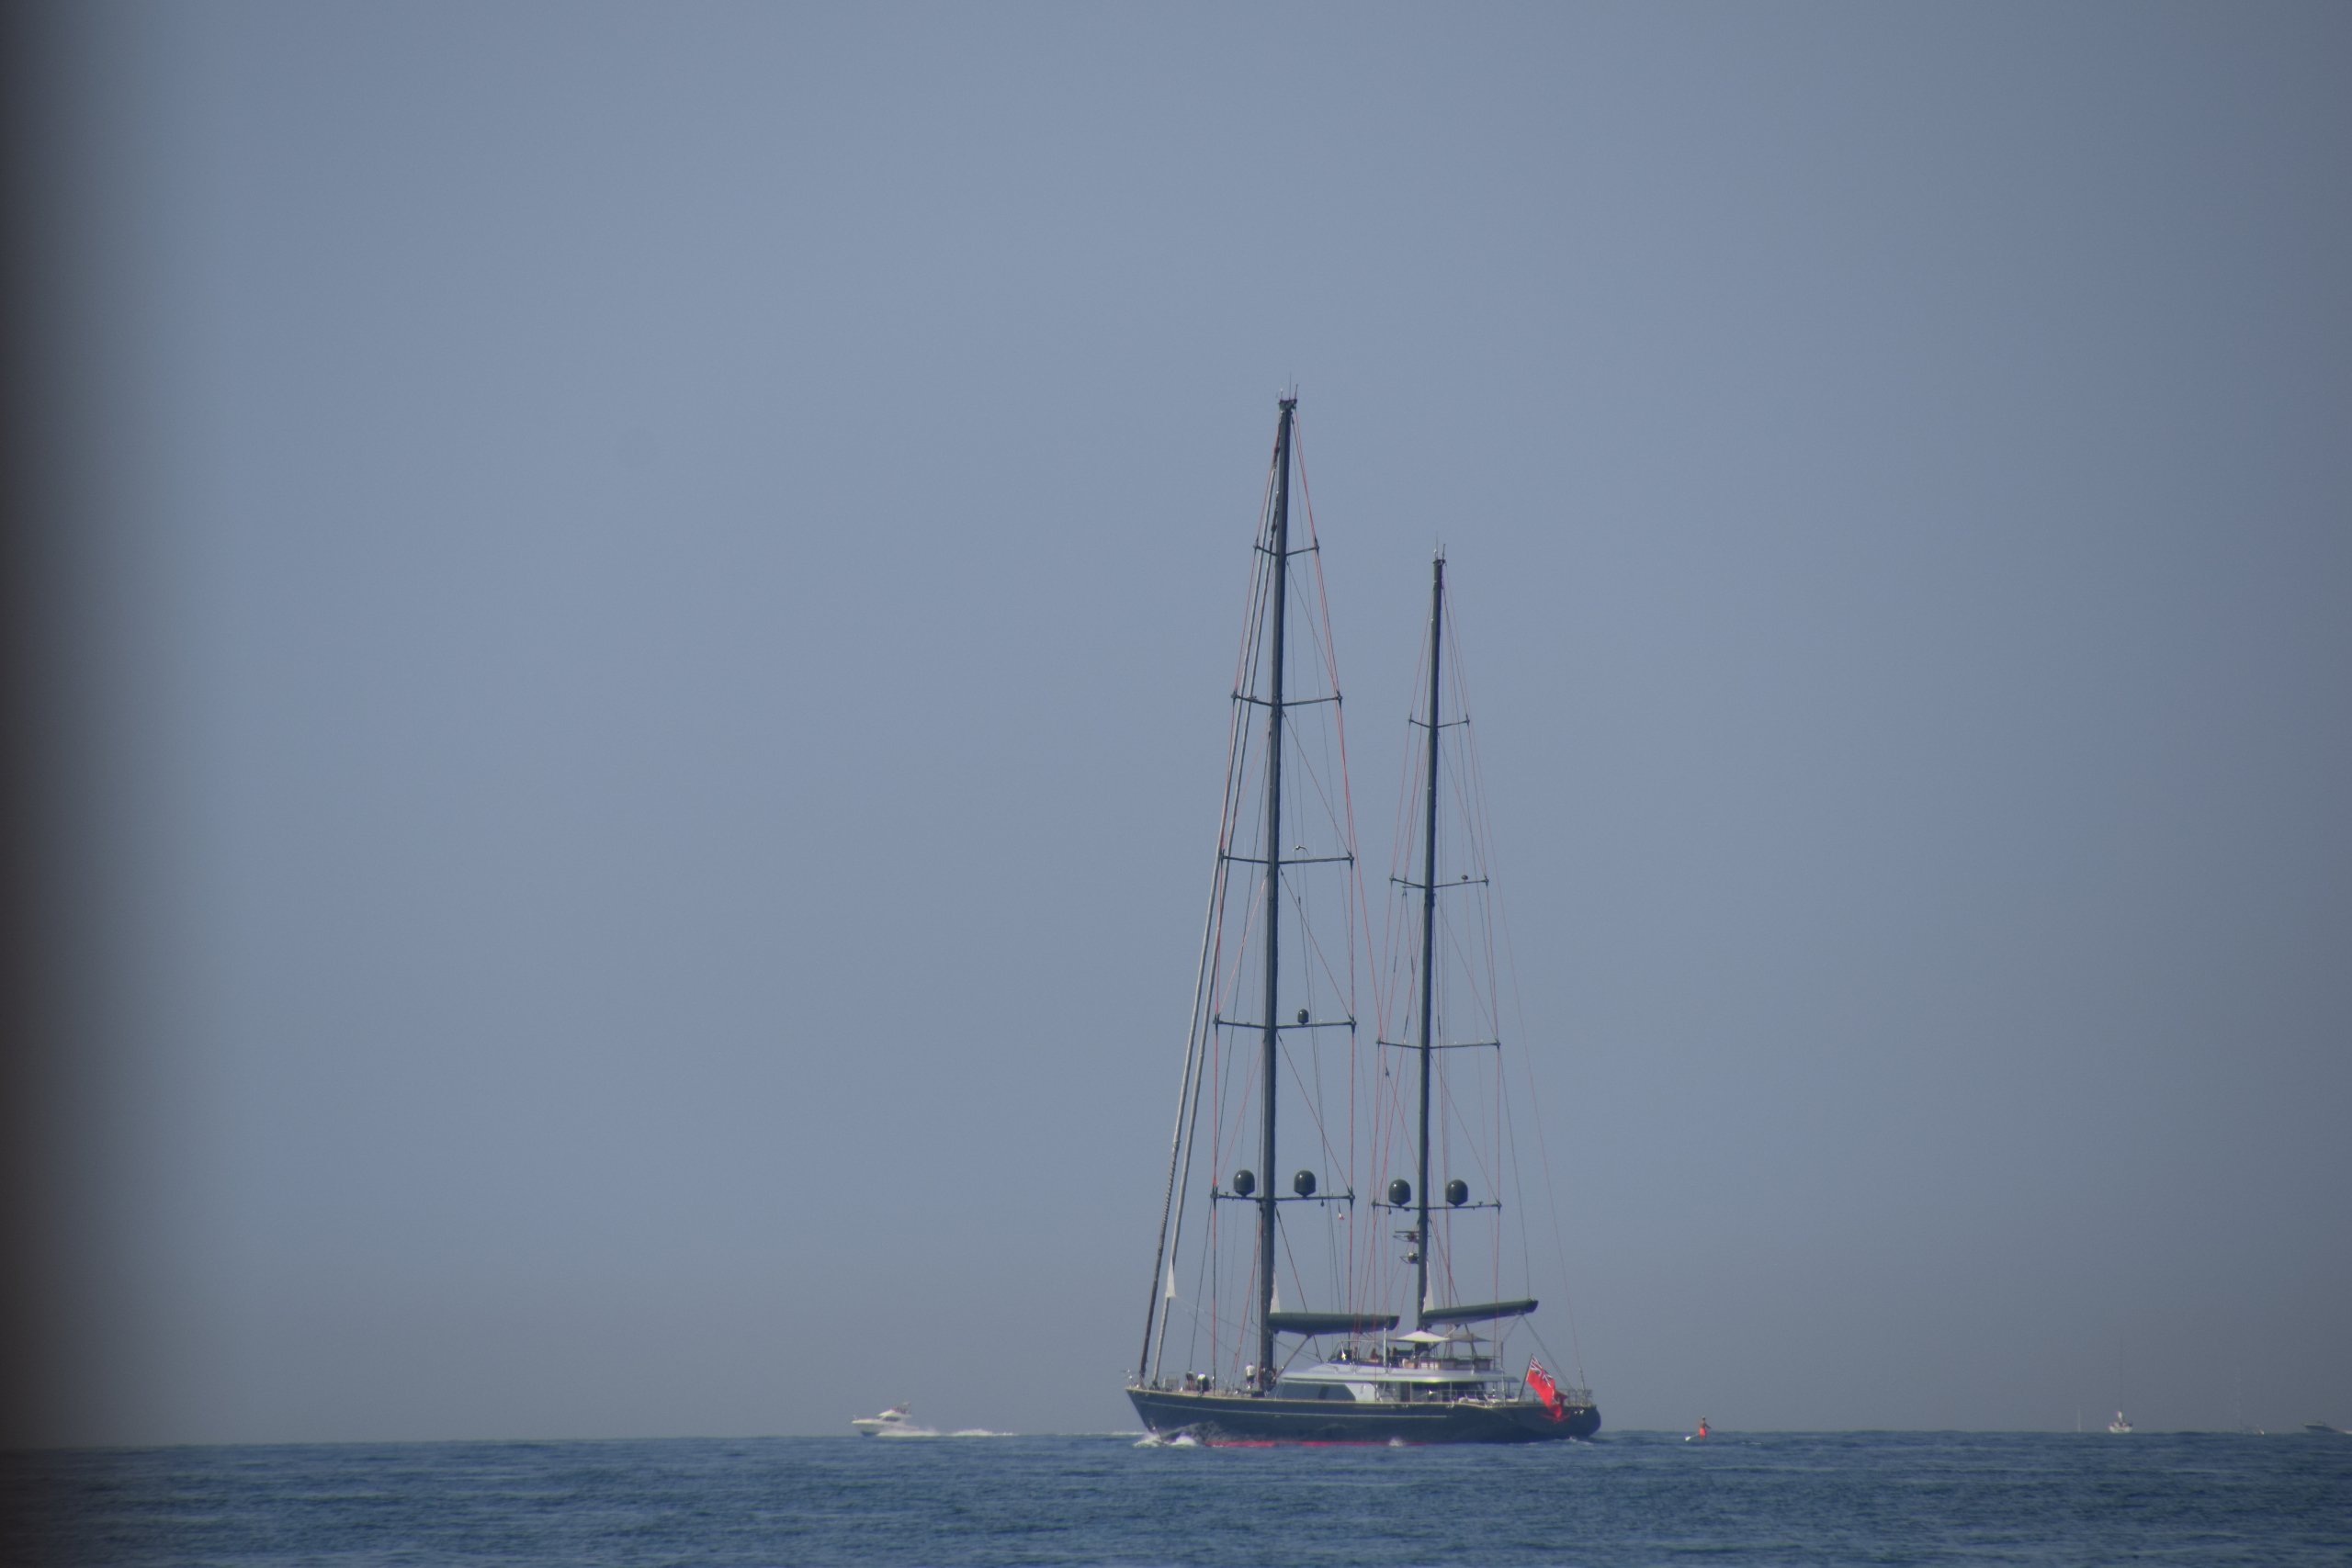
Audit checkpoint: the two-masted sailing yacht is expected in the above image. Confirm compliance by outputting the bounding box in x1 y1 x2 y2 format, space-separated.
1125 398 1600 1444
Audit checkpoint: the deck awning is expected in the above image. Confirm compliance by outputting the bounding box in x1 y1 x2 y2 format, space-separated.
1267 1311 1402 1336
1418 1298 1538 1326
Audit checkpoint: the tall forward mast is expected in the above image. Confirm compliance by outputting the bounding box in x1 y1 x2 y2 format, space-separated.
1136 395 1371 1395
1253 398 1295 1384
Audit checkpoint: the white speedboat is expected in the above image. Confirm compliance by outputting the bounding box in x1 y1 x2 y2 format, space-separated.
852 1404 931 1437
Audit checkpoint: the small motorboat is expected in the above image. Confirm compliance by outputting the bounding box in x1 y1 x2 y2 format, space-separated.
2107 1411 2133 1434
852 1404 931 1437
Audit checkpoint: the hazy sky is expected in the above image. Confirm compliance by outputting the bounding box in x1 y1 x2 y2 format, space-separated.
20 2 2351 1443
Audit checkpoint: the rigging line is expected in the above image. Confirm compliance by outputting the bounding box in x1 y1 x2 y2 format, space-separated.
1289 892 1356 1027
1352 1024 1398 1310
1273 1222 1316 1377
1283 891 1351 1193
1436 903 1494 1047
1275 935 1347 1171
1391 627 1434 840
1454 651 1589 1389
1514 1005 1588 1386
1439 642 1500 935
1216 860 1272 1017
1427 608 1523 1335
1145 616 1266 1382
1156 881 1234 1371
1180 1111 1244 1380
1436 1053 1503 1205
1163 649 1264 1385
1229 411 1288 696
1493 1010 1508 1311
1288 828 1326 1168
1291 449 1372 916
1290 412 1352 793
1367 625 1433 1279
1272 664 1347 831
1444 1050 1504 1313
1500 1050 1536 1322
1317 1162 1349 1321
1375 631 1422 924
1159 1286 1227 1370
1441 743 1498 1007
1381 750 1420 953
1155 1008 1216 1382
1230 1236 1263 1383
1229 515 1273 710
1205 887 1261 1169
1202 1100 1219 1375
1222 1034 1259 1179
1306 1026 1331 1228
1279 1031 1340 1170
1282 724 1351 863
1451 646 1510 1024
1294 419 1384 1331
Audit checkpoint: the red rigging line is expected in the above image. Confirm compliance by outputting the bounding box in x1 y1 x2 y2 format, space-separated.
1290 412 1379 1057
1373 623 1437 1066
1289 884 1354 1004
1278 1023 1339 1168
1434 608 1511 1028
1492 1042 1507 1309
1226 411 1291 700
1458 743 1510 1026
1290 416 1347 705
1264 405 1385 1345
1283 748 1350 869
1424 596 1591 1386
1172 519 1267 1361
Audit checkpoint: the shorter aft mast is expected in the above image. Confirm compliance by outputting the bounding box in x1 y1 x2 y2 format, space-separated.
1394 554 1537 1335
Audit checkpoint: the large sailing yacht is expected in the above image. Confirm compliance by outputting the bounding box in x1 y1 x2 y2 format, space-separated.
1125 398 1600 1444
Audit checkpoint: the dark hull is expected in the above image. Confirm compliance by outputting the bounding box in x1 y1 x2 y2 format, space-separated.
1128 1387 1600 1444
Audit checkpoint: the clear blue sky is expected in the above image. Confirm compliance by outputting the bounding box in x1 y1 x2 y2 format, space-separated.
17 1 2350 1441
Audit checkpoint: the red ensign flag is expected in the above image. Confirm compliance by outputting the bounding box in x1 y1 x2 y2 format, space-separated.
1526 1359 1565 1418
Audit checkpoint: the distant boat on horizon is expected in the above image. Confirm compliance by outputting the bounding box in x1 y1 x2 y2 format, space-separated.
852 1404 933 1438
2304 1421 2345 1436
2108 1411 2133 1434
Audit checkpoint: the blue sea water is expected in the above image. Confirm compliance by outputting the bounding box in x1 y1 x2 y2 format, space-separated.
6 1429 2347 1567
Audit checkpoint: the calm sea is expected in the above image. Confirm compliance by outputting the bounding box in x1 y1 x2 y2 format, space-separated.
6 1429 2346 1566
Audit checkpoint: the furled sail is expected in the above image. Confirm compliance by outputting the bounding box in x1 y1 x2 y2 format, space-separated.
1418 1298 1539 1326
1266 1312 1403 1336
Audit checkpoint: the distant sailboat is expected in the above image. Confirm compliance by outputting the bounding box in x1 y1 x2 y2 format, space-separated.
2107 1411 2133 1434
